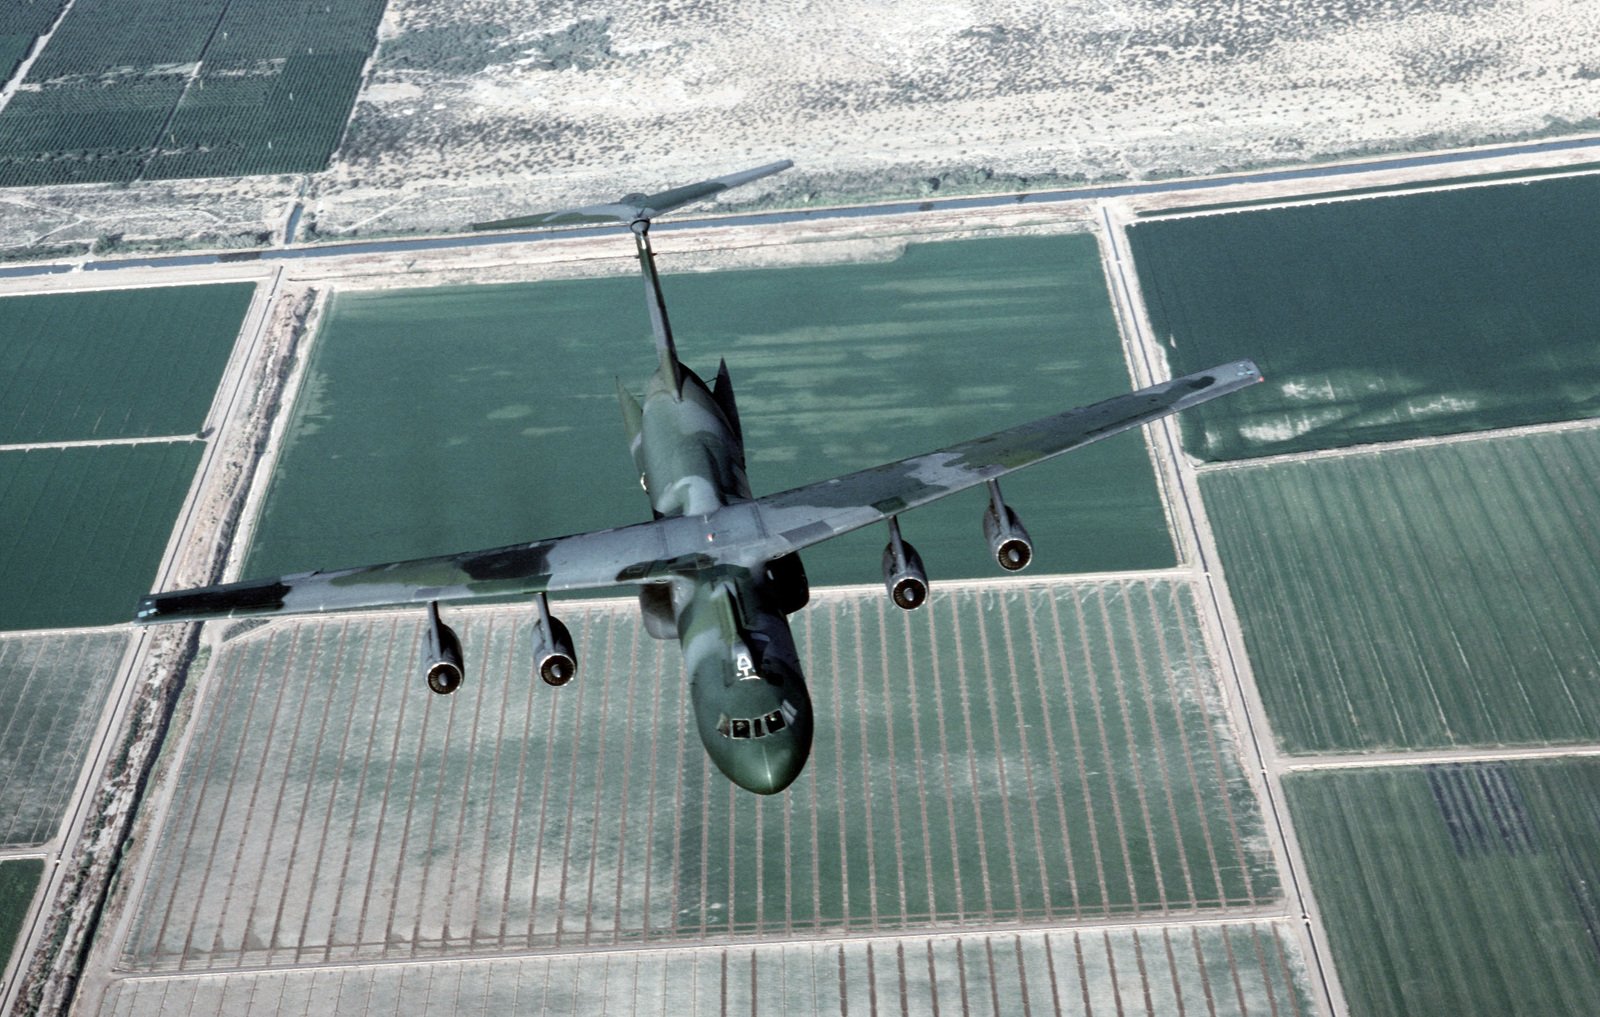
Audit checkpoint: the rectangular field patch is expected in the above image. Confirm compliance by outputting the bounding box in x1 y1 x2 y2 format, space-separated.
0 631 128 846
1285 760 1600 1017
245 235 1175 589
1203 426 1600 753
0 442 201 630
0 282 252 444
1128 174 1600 461
118 579 1274 972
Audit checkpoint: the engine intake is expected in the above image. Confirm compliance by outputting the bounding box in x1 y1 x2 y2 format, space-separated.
533 592 578 686
882 516 929 610
984 482 1033 572
423 601 464 696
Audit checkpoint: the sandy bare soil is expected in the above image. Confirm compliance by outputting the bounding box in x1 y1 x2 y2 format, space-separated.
1 0 1597 255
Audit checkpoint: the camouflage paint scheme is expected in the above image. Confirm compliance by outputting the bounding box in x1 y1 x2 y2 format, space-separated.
136 163 1260 794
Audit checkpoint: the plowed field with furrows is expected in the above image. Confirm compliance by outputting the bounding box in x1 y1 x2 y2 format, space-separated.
120 580 1275 972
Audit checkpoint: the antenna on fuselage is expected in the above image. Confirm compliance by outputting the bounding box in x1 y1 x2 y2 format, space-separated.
470 161 794 400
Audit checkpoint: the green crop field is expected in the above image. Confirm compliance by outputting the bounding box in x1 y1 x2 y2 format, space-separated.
1204 427 1600 753
0 0 385 186
1286 761 1600 1017
0 856 44 974
0 632 128 846
246 234 1177 590
0 443 201 630
0 2 66 83
0 283 252 444
120 579 1274 971
1128 174 1600 461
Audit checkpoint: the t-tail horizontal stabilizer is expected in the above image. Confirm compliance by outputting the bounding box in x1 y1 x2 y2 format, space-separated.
470 160 793 231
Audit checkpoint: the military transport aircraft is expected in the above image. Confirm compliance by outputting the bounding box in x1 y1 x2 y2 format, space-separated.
136 162 1260 794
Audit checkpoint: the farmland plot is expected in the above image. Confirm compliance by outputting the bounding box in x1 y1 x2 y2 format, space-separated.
1203 427 1600 753
1 857 45 974
101 920 1311 1017
119 580 1274 971
0 1 68 83
1128 174 1600 461
1286 761 1600 1017
0 283 251 444
0 443 201 630
0 0 385 186
246 235 1176 590
0 631 128 846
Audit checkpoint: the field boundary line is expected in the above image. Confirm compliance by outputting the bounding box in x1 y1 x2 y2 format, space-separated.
1281 744 1600 772
1194 413 1600 473
0 435 201 453
1099 200 1347 1017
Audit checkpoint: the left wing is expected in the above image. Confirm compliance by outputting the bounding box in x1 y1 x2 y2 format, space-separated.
135 515 717 624
136 360 1258 625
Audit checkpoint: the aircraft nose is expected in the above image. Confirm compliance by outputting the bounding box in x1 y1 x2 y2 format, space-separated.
732 736 809 795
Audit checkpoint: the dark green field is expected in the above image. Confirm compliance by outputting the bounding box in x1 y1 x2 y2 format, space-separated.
0 1 384 186
0 2 66 82
1129 174 1600 461
1286 761 1600 1017
0 856 44 974
247 234 1176 588
0 443 201 630
0 283 251 444
1204 427 1600 753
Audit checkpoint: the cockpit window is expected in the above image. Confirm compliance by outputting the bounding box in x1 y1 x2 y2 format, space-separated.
717 706 794 740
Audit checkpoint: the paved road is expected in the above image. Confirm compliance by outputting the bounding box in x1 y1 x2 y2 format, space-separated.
2 133 1597 281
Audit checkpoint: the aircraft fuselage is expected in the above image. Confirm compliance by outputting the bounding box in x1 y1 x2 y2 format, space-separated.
630 362 814 794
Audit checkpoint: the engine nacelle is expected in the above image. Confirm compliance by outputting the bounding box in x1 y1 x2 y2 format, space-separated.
638 582 675 640
765 552 810 615
984 502 1033 572
882 517 929 610
423 601 464 696
532 593 578 687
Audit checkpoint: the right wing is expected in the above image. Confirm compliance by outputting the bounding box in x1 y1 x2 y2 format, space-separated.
746 360 1262 556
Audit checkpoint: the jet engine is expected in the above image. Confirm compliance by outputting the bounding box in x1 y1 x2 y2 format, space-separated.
532 592 578 687
983 480 1033 572
882 517 929 610
765 552 810 615
423 601 464 696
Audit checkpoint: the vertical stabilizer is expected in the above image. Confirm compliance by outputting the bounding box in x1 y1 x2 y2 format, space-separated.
631 219 683 397
712 358 743 445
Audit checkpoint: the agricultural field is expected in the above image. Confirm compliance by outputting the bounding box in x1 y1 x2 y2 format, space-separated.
0 857 45 976
0 0 385 186
0 632 128 847
1203 426 1600 754
1127 173 1600 461
100 920 1310 1017
1286 761 1600 1017
246 235 1177 589
0 282 252 444
0 443 202 630
0 2 66 83
118 579 1275 972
